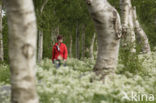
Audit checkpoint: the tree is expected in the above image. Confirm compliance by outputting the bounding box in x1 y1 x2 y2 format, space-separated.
37 0 49 63
81 25 86 58
5 0 39 102
37 30 43 63
90 33 96 60
86 0 122 79
132 7 151 53
120 0 151 53
0 1 3 61
120 0 136 52
75 22 80 59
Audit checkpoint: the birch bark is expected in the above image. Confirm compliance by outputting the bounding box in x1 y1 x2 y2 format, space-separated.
5 0 38 102
86 0 122 78
0 3 3 61
120 0 136 52
132 7 151 53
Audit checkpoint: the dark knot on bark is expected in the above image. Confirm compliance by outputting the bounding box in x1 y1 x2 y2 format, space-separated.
86 0 91 5
22 44 34 59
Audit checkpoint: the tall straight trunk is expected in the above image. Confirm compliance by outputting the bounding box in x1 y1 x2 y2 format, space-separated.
81 26 85 58
37 0 48 63
37 31 43 63
120 0 136 52
40 0 49 13
132 7 151 53
51 28 55 46
76 22 79 59
5 0 38 103
0 3 3 61
56 25 60 35
51 26 59 46
69 35 72 57
120 0 129 32
128 7 136 52
90 33 96 60
86 0 122 78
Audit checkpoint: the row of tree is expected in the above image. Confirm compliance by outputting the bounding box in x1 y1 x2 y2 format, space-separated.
1 0 156 62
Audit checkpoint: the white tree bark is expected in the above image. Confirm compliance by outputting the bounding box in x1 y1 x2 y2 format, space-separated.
37 31 43 63
128 7 136 52
86 0 122 78
5 0 38 102
37 0 49 63
120 0 130 33
51 27 58 46
120 0 136 52
0 3 4 61
90 33 96 60
132 7 151 53
40 0 49 13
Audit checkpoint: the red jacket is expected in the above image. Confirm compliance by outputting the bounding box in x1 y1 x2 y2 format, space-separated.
52 43 68 62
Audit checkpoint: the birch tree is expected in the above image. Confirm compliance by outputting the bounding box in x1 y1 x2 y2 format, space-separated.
86 0 122 79
90 33 96 60
81 25 85 58
120 0 150 53
132 7 151 53
0 1 3 61
120 0 136 52
37 0 48 63
37 30 43 63
76 22 80 59
5 0 38 102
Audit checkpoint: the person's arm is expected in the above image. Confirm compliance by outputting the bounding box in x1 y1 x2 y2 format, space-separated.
63 44 68 61
52 46 55 63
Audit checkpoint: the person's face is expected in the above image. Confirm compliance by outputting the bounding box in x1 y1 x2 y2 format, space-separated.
58 39 63 43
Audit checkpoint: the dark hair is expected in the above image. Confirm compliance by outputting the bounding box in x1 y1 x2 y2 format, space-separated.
57 35 63 40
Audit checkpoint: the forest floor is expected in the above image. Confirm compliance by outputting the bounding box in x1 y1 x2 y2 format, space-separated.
0 52 156 103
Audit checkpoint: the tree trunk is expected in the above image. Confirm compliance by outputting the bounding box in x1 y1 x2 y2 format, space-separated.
37 1 49 63
132 7 151 53
0 3 4 61
128 7 136 52
40 0 49 13
120 0 136 52
81 26 85 58
56 25 60 36
51 26 59 46
90 33 96 60
37 0 49 63
5 0 38 102
120 0 129 33
37 31 43 63
69 35 72 57
86 0 122 79
76 22 79 59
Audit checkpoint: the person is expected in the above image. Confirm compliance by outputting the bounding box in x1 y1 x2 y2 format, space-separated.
52 35 68 68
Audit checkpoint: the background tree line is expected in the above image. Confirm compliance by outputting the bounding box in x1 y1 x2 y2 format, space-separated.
1 0 156 63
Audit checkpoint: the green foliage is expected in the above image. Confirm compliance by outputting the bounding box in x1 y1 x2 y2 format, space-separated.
2 16 9 63
0 63 10 83
118 47 144 76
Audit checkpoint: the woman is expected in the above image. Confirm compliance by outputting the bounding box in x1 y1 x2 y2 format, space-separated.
52 35 68 68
